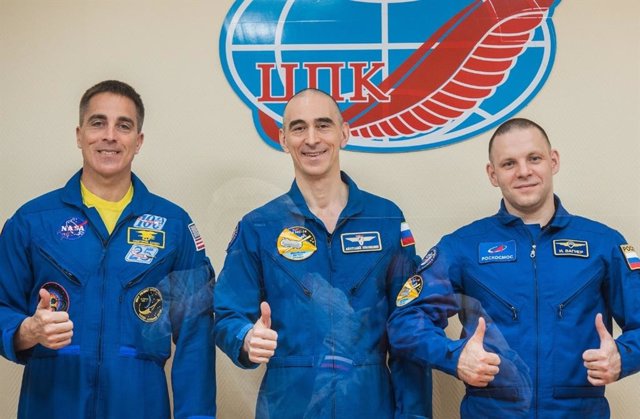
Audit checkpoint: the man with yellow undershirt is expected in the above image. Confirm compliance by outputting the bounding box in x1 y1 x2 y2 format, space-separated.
0 80 217 419
81 181 133 234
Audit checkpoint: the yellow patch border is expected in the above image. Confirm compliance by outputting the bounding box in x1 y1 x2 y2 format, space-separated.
127 227 166 249
396 275 424 307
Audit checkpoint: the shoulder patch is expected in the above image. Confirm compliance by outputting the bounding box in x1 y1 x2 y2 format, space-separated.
188 223 206 251
396 275 423 307
400 221 415 247
418 247 438 272
620 244 640 270
226 222 240 251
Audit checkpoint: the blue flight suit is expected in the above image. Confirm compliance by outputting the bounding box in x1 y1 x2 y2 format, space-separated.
214 172 431 419
0 171 216 419
388 197 640 418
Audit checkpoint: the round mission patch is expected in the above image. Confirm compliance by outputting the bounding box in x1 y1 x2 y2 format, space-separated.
42 282 70 312
133 287 163 322
418 247 438 272
276 226 317 261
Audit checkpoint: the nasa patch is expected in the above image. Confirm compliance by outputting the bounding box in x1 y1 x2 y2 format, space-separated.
125 244 159 264
553 239 589 258
340 231 382 253
41 282 69 312
479 240 517 264
418 247 438 273
220 0 561 152
57 217 88 240
396 275 423 307
133 287 163 322
277 226 317 261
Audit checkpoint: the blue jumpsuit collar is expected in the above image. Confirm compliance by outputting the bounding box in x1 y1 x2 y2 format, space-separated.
495 195 571 230
59 170 154 239
60 169 152 216
287 171 364 221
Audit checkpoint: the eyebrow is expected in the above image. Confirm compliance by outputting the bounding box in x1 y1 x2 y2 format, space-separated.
87 114 135 127
287 117 335 129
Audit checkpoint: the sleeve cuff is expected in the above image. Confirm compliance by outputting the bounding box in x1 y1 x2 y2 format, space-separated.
235 323 259 369
2 316 28 364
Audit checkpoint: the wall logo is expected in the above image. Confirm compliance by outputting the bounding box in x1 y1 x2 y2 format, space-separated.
220 0 562 152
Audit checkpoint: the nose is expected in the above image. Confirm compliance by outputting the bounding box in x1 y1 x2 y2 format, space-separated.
103 124 117 142
516 161 532 177
305 127 320 145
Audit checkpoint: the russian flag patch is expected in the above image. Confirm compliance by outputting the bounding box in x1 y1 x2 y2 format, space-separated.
400 222 415 247
620 244 640 270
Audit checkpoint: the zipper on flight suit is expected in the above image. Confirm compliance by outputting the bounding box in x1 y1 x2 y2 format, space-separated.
118 252 174 303
324 216 350 419
468 276 519 321
557 272 602 319
38 248 82 285
91 214 134 418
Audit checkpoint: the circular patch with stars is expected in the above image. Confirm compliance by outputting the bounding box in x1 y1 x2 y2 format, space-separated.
133 287 163 322
418 247 438 272
276 226 317 261
396 275 424 307
42 282 70 312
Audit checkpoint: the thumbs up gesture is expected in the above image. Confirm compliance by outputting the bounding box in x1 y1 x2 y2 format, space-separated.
243 301 278 364
582 313 621 385
14 288 74 351
457 317 501 387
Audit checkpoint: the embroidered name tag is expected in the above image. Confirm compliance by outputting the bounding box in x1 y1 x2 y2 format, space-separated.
553 239 589 258
341 232 382 253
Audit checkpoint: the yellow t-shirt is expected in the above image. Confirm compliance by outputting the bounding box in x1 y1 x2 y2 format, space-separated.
81 182 134 234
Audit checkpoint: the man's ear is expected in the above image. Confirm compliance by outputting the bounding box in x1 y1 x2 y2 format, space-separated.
550 149 560 175
135 132 144 154
340 122 350 149
279 128 290 154
486 162 499 187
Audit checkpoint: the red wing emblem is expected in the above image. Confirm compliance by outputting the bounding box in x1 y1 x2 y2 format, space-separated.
344 0 556 138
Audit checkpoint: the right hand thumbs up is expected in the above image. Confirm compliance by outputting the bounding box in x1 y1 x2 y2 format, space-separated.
243 301 278 364
457 317 501 387
37 288 54 311
14 288 74 352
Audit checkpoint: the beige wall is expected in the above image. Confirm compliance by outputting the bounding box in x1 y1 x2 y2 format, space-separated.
1 1 638 418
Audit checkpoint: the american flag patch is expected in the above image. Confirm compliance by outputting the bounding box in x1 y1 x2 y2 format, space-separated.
188 223 206 251
400 222 415 247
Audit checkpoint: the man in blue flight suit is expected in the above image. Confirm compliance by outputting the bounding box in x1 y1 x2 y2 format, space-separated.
388 118 640 418
214 88 431 419
0 80 216 419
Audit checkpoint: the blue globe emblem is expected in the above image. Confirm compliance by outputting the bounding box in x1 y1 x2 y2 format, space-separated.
220 0 562 152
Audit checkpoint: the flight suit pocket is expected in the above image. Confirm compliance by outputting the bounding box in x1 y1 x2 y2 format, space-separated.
118 253 174 363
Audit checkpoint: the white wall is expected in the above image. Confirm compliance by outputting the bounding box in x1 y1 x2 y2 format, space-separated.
1 1 638 418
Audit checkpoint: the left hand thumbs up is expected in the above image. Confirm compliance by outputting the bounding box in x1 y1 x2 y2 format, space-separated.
582 313 621 386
